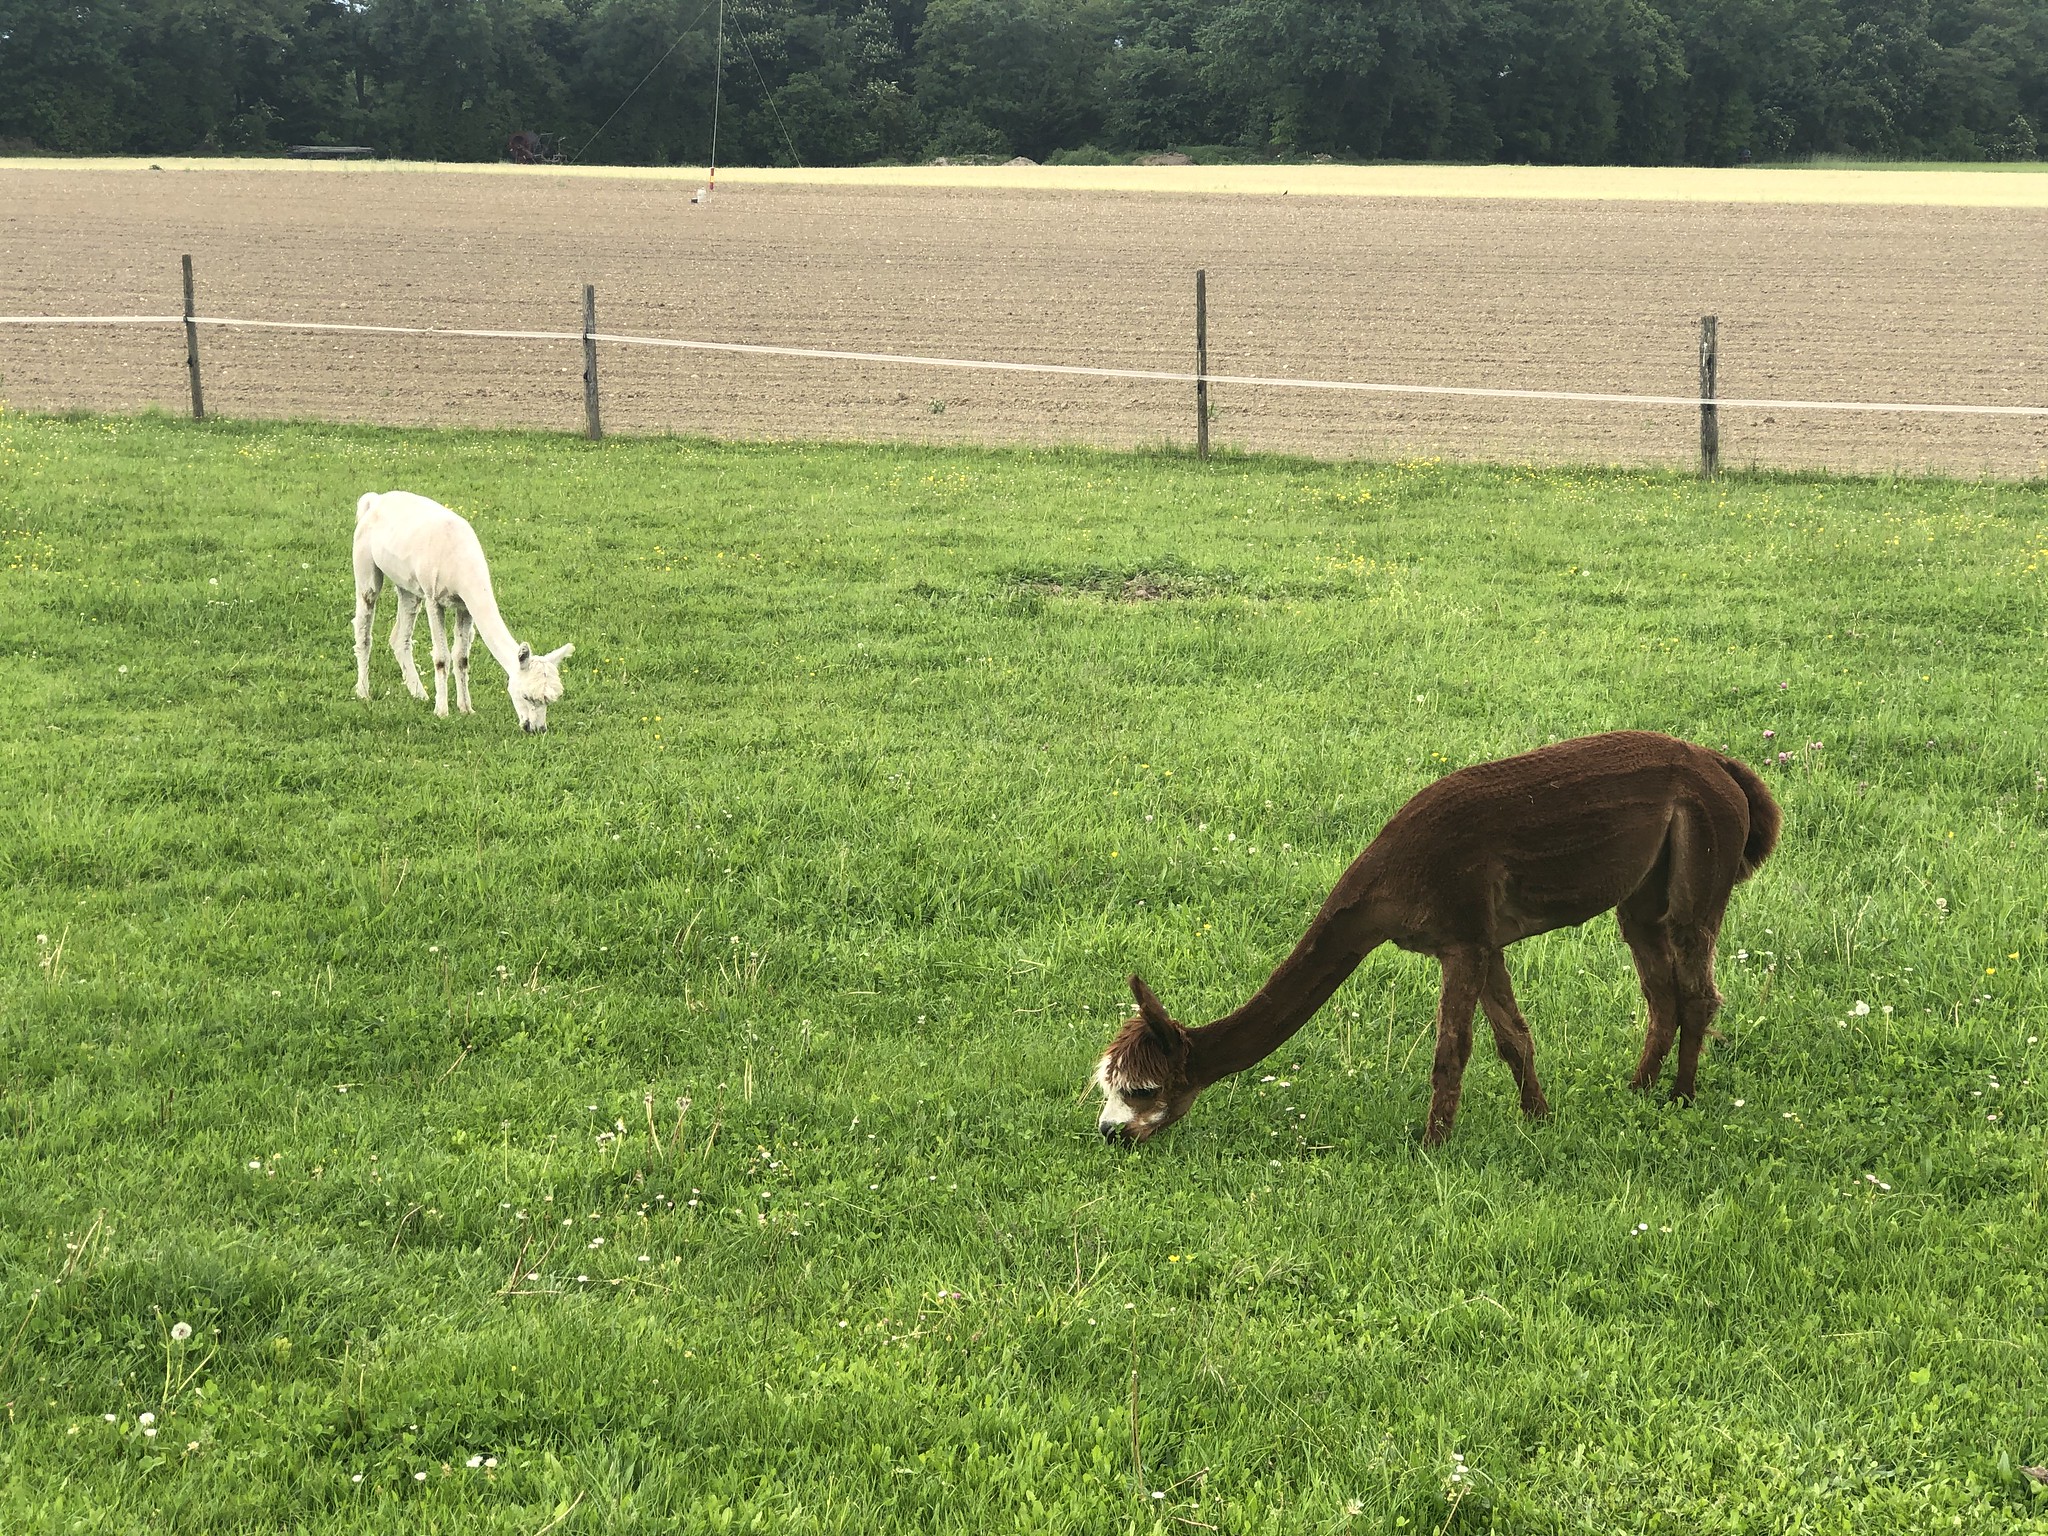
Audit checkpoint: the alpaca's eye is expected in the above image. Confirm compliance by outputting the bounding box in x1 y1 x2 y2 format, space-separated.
1124 1087 1160 1102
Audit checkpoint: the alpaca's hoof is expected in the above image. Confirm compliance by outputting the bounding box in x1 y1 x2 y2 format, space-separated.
355 684 370 701
434 706 449 718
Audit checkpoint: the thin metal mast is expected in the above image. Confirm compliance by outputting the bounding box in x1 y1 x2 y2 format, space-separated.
708 0 724 197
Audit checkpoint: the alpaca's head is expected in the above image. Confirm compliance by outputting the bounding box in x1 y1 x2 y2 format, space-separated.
1094 975 1200 1144
510 642 574 733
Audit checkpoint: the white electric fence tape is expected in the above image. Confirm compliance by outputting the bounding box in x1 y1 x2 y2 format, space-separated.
4 311 2046 419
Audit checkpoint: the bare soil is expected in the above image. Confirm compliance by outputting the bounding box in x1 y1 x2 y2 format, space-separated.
4 166 2045 476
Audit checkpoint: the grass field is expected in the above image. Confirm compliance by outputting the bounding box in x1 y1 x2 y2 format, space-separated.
2 409 2046 1532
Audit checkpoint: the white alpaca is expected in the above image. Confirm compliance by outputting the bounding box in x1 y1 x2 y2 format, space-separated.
352 491 573 733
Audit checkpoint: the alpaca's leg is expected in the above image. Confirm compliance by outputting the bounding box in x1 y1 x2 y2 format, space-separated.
1423 946 1484 1145
1479 950 1548 1119
452 604 476 714
1617 901 1681 1093
425 602 451 717
1667 914 1727 1104
352 568 381 701
390 592 428 700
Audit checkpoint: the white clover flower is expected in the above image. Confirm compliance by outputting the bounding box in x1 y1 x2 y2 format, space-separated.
414 1471 427 1482
138 1412 155 1427
170 1322 192 1342
1851 1000 1870 1016
466 1455 483 1468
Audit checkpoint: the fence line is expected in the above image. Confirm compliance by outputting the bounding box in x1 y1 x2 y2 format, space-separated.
7 306 2048 419
0 315 186 325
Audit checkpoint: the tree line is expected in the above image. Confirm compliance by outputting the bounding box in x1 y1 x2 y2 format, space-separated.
3 0 2043 167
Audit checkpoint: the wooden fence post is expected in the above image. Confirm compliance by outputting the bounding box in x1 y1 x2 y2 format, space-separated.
182 255 205 421
1698 314 1718 479
1194 269 1209 461
583 284 602 441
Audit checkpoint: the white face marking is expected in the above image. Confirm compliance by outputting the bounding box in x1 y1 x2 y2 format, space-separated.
1094 1055 1167 1138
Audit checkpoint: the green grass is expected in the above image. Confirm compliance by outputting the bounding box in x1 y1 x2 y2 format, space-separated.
3 409 2047 1533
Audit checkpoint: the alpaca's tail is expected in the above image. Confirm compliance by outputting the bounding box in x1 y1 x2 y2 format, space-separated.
1715 753 1782 880
356 491 380 523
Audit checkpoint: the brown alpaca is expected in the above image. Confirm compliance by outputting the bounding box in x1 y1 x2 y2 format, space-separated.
1093 731 1781 1146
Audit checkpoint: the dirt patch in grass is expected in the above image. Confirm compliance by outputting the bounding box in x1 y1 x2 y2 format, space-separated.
1010 562 1246 601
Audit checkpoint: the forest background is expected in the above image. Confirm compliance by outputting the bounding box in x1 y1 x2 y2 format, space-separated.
3 0 2046 169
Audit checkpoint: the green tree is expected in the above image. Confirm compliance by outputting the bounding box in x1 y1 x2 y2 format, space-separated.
915 0 1118 157
0 0 130 149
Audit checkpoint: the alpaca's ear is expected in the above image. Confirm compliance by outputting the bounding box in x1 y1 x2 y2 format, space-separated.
1128 974 1177 1045
517 643 532 664
545 643 574 663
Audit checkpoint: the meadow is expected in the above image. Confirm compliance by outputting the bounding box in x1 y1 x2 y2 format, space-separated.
1 408 2045 1533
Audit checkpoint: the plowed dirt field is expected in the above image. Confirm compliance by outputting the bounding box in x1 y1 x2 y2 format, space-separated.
5 164 2046 475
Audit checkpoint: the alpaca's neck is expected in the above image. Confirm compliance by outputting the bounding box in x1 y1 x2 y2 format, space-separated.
461 578 523 677
1186 867 1387 1086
